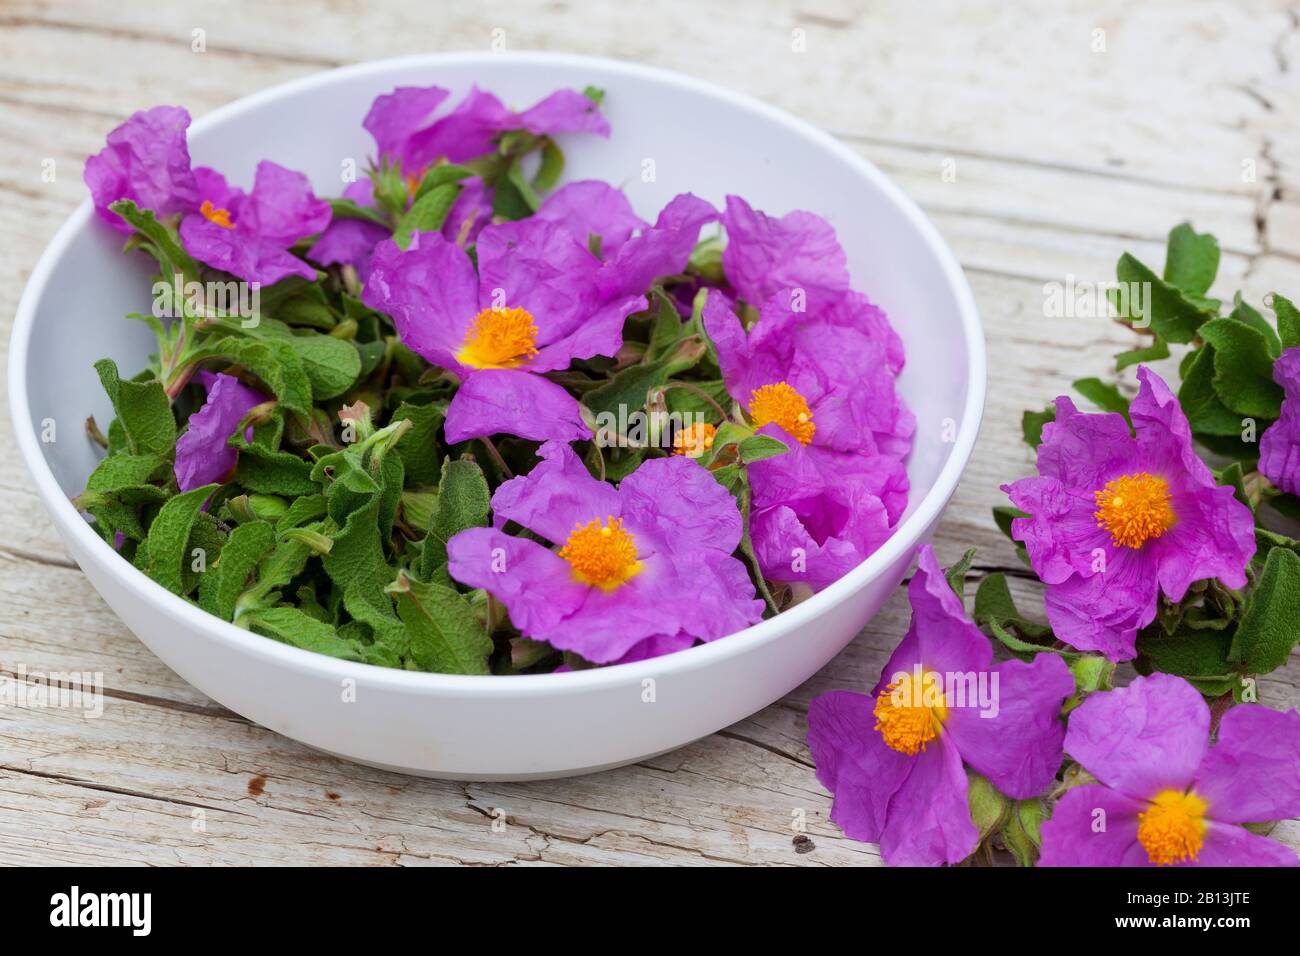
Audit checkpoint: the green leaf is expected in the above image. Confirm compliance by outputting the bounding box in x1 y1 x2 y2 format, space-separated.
737 433 789 464
243 607 365 662
966 771 1009 842
94 359 177 457
231 440 319 497
1115 336 1170 372
327 197 389 228
1229 294 1280 358
944 547 978 597
1003 799 1045 867
1162 223 1219 297
108 200 199 280
1071 377 1130 418
1021 406 1055 449
142 484 218 593
321 496 407 662
185 336 311 413
388 571 492 674
282 334 361 400
420 458 491 578
491 162 540 221
84 452 170 493
1136 627 1233 679
973 573 1051 640
1197 317 1284 418
531 139 565 193
392 401 446 485
235 520 333 616
1228 547 1300 674
393 183 462 249
199 520 276 620
1178 345 1245 436
1272 293 1300 350
1255 526 1300 564
1115 253 1214 343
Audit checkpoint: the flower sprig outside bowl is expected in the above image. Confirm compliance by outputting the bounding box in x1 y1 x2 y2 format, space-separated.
810 225 1300 866
75 82 913 676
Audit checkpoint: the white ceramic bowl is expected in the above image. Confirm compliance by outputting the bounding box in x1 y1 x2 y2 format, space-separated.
10 52 984 780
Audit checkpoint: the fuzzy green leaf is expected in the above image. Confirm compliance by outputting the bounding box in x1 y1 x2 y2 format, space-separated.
94 359 177 457
1162 223 1219 297
243 607 365 662
388 570 491 674
199 520 276 621
1197 317 1284 418
1272 293 1300 350
1228 547 1300 674
142 484 218 593
394 183 462 249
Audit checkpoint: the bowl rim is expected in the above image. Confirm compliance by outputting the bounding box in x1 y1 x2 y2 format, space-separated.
9 50 986 698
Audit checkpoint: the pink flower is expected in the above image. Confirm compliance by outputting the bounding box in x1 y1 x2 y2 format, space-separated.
1003 367 1255 662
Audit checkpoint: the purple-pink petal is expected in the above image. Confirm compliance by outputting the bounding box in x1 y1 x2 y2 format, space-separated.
446 527 588 635
443 368 590 445
85 105 199 234
515 89 611 138
174 371 267 491
362 85 451 169
1193 704 1300 824
1194 821 1300 866
1260 346 1300 496
877 740 978 867
618 454 743 554
490 440 621 545
533 180 648 256
721 194 849 312
1038 784 1148 867
1063 673 1209 801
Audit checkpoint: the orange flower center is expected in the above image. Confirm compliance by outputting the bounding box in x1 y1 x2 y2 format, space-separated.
456 307 540 369
1137 789 1207 866
200 199 235 229
748 382 815 445
672 421 717 458
1093 472 1176 549
872 669 948 755
558 517 641 590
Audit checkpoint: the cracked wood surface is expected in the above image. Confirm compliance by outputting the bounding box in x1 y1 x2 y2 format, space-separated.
1 0 1298 866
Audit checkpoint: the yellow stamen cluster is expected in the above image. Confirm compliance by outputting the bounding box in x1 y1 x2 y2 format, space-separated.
457 307 540 369
1093 472 1176 549
200 199 235 229
558 517 641 590
747 382 815 445
872 670 948 756
672 421 717 458
1137 790 1207 866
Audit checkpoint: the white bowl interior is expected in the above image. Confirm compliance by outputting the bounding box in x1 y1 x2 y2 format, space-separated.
12 54 982 778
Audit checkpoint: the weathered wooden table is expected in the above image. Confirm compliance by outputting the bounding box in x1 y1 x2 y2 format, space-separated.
2 0 1297 865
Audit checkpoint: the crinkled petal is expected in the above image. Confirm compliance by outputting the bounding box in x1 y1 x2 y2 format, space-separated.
441 175 491 245
878 739 978 867
1042 545 1159 661
905 545 993 676
609 632 696 666
515 89 610 138
361 233 478 369
85 105 199 234
1131 365 1217 489
475 217 601 345
721 194 849 311
1037 784 1148 867
533 180 647 256
1194 821 1300 866
1153 483 1255 600
944 654 1073 799
362 85 450 169
1193 704 1300 824
1003 476 1114 585
806 690 915 844
1259 347 1300 495
821 290 905 375
490 440 621 544
193 166 243 210
238 161 331 244
618 454 743 554
407 85 514 166
530 293 646 372
599 193 718 300
307 218 388 282
539 555 683 663
1064 673 1209 800
174 371 267 491
443 368 590 444
179 216 319 285
1034 395 1138 489
446 527 587 635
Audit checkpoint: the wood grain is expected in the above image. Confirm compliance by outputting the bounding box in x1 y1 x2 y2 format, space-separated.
0 0 1296 866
